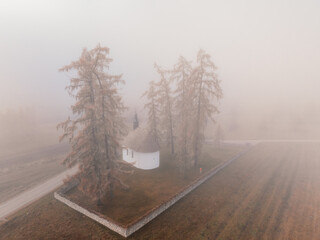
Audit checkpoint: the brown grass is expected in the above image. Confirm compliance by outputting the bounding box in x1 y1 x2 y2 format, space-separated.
65 144 244 226
1 143 319 239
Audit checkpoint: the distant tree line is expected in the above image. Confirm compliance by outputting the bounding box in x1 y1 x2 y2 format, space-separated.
0 108 37 147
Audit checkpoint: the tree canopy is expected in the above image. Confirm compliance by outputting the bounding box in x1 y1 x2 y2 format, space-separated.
58 44 131 204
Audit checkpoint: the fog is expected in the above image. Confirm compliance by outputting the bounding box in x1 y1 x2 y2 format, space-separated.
1 0 320 152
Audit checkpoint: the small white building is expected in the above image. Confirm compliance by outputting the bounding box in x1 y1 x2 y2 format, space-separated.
122 127 160 170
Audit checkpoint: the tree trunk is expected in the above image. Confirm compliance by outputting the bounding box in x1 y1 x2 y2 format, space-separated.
194 73 203 167
169 111 174 154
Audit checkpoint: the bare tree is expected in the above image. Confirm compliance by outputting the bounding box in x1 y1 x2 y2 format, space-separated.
142 50 222 172
154 63 175 154
58 44 131 204
171 56 193 173
191 49 223 167
142 81 161 145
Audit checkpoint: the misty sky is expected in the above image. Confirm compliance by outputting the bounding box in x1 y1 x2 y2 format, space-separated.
1 0 320 117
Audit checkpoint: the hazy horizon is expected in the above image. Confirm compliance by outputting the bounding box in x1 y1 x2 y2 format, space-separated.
1 0 320 145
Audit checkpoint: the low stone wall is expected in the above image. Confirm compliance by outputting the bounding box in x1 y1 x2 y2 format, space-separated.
55 146 252 238
54 192 128 236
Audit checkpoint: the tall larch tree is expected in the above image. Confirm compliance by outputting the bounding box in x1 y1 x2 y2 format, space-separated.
154 63 175 154
142 80 161 145
57 44 131 204
191 49 223 167
171 56 193 173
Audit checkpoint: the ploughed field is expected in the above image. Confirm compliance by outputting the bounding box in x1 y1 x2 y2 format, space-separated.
0 142 319 239
0 144 68 203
